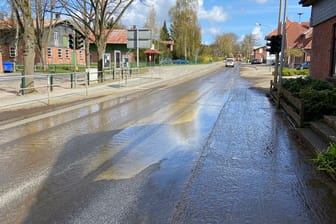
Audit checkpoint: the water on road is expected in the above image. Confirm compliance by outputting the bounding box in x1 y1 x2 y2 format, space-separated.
0 64 335 223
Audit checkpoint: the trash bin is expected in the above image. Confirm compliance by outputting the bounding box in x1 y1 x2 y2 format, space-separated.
3 62 14 72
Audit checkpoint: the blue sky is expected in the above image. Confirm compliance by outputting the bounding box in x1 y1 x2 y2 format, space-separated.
122 0 311 45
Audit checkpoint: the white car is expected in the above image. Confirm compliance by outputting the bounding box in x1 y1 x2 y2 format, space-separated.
225 58 235 67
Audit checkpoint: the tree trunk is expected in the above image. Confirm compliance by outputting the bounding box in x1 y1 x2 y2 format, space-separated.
22 5 35 93
96 41 106 83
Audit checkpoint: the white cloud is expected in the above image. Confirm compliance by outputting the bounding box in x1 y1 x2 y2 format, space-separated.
122 0 229 29
198 0 228 22
254 0 268 3
204 27 221 37
121 0 176 28
198 5 228 22
252 25 265 45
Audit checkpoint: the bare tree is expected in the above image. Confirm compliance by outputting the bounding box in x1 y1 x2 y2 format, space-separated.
240 34 257 62
214 33 238 58
59 0 136 82
34 0 57 70
144 6 158 39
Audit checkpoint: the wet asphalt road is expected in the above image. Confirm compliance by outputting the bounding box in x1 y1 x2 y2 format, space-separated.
1 64 336 223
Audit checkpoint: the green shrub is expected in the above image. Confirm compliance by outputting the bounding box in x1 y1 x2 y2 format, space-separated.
313 143 336 174
299 88 336 120
281 68 309 76
282 78 336 120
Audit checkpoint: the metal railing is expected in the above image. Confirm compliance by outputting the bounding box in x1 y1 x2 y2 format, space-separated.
0 67 152 106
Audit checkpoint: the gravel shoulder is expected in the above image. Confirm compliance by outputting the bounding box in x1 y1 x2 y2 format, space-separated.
239 64 274 92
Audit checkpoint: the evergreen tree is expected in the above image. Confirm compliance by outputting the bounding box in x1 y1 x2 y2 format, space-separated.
160 20 170 41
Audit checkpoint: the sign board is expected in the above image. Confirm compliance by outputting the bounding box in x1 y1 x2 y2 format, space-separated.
103 53 111 69
127 29 152 49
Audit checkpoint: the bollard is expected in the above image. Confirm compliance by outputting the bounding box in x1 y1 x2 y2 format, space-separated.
21 76 26 95
71 73 74 88
50 74 54 91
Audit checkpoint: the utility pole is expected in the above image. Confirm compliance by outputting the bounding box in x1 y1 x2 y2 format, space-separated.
274 0 283 87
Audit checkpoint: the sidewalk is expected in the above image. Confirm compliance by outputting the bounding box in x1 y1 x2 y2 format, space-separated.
0 63 227 124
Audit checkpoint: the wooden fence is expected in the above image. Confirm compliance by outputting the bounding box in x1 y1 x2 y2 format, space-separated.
270 80 304 128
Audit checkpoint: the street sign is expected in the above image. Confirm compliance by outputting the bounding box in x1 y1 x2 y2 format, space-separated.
127 29 152 49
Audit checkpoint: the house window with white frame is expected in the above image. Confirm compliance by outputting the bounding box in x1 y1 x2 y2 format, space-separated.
58 48 62 58
79 50 83 60
9 46 16 58
54 32 59 46
47 47 52 58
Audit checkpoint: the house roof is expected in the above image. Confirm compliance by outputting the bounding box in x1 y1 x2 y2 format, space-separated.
89 29 127 44
144 48 160 54
299 0 314 7
106 29 127 44
266 19 311 49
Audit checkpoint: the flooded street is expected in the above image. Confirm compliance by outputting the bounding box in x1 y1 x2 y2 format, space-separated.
1 65 336 223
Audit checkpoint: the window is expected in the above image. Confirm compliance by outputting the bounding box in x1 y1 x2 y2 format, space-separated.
65 49 69 59
47 48 52 58
259 48 263 53
54 32 59 41
9 46 16 58
79 50 83 60
54 32 59 46
58 48 62 58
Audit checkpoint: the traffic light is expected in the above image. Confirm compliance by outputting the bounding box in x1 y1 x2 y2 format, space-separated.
273 35 282 54
75 33 84 50
68 34 74 49
266 35 282 54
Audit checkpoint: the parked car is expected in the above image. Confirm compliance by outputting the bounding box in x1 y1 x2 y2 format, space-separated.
225 58 235 67
251 59 262 64
296 61 310 70
160 58 173 64
173 59 189 64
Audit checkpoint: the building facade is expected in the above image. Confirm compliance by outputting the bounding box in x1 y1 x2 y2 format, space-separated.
0 19 85 69
266 19 311 68
300 0 336 80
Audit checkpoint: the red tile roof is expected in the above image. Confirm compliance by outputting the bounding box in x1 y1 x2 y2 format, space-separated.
89 29 127 44
106 29 127 44
266 19 311 48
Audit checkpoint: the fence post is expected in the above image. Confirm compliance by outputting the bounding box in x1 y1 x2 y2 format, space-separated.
21 76 26 95
50 74 54 91
47 75 50 105
71 73 74 88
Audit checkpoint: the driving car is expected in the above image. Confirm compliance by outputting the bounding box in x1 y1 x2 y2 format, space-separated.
225 58 235 67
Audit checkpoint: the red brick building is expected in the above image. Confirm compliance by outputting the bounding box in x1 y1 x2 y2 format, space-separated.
0 18 85 69
89 29 134 67
300 0 336 81
267 19 311 68
252 46 267 63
